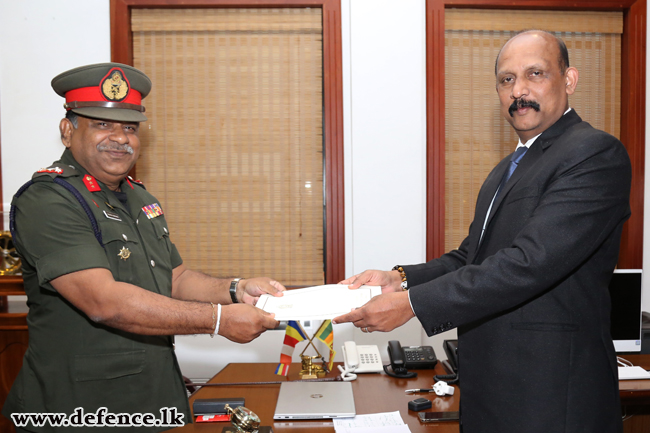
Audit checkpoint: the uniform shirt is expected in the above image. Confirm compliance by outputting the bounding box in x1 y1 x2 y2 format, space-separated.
3 149 191 432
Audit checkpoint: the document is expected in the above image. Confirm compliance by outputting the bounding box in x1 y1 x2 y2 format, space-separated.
257 284 381 321
333 411 411 433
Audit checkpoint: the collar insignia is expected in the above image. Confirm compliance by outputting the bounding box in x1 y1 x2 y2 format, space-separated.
83 174 101 192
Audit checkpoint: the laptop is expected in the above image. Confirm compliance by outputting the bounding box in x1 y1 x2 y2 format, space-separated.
273 381 356 420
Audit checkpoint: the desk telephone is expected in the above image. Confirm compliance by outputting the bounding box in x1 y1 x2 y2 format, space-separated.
341 340 438 379
385 340 437 378
437 339 459 384
341 341 383 373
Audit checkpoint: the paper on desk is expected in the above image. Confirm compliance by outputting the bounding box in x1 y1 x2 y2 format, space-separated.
333 411 410 433
257 284 381 321
335 426 411 433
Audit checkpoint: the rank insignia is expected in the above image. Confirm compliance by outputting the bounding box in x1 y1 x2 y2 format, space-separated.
37 166 63 174
142 203 164 219
83 175 101 192
101 68 130 102
118 246 131 261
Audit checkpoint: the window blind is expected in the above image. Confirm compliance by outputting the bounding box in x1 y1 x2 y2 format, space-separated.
444 9 622 252
132 8 324 286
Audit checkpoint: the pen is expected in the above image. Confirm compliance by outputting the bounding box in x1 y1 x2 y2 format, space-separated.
405 389 435 394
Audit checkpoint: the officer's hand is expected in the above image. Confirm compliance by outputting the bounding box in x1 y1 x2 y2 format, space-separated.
332 291 415 332
339 269 403 293
218 304 279 343
238 277 285 305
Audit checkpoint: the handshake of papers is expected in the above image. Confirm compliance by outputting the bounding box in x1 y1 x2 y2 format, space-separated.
256 284 381 321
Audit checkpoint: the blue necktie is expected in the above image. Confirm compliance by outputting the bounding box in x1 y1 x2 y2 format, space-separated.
495 145 528 200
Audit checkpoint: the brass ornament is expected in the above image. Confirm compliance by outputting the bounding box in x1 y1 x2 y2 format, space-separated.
299 355 326 379
0 231 21 275
224 404 261 433
117 246 131 261
101 70 129 101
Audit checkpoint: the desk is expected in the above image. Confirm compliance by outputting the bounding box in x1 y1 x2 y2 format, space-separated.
620 354 650 432
174 362 459 433
0 276 28 433
174 357 650 433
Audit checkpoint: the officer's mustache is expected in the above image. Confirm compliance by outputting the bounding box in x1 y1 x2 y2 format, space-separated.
97 143 135 155
509 98 540 117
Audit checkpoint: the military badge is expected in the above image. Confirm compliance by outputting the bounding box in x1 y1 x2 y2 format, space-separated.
83 174 101 192
142 203 164 219
118 246 131 261
100 68 130 102
37 166 63 174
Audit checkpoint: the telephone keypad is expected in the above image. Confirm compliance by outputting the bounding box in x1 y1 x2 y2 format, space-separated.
360 353 380 365
403 346 437 369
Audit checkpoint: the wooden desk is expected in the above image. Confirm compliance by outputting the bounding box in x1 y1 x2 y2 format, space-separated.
0 276 28 433
175 362 459 432
175 357 650 433
619 354 650 432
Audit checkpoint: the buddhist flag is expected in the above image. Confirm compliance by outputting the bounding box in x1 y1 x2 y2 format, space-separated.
315 320 336 372
275 320 307 376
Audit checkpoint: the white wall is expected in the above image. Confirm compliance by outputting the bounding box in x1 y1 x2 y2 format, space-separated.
343 0 457 359
0 0 111 204
1 0 646 380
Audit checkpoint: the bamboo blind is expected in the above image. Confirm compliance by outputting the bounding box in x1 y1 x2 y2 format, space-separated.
444 9 622 252
132 8 324 286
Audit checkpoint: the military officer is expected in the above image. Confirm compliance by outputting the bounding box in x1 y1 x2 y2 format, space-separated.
3 63 283 432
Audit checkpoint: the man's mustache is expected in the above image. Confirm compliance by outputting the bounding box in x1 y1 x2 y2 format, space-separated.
509 99 540 117
97 143 134 155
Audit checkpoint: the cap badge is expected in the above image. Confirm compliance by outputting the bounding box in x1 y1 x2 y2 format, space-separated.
101 68 130 102
118 246 131 261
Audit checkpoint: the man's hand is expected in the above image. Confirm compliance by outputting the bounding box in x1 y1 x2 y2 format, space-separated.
219 304 280 343
339 269 402 293
332 291 415 332
238 278 285 305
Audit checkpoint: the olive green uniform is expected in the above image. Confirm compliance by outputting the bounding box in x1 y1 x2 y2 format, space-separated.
3 149 191 432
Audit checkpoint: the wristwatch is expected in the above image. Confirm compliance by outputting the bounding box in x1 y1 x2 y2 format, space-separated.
229 278 242 304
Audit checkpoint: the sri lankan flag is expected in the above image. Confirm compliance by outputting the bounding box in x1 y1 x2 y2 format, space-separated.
275 320 307 376
315 320 336 372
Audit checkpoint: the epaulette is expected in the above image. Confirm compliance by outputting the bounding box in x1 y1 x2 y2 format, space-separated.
126 176 146 190
32 164 79 180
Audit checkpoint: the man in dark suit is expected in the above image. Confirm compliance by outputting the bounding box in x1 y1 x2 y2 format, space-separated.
333 30 631 432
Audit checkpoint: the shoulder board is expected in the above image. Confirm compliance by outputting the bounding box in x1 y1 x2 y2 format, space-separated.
32 164 79 180
127 176 146 190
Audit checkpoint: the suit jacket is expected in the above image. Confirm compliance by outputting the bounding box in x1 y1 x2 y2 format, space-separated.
404 110 630 433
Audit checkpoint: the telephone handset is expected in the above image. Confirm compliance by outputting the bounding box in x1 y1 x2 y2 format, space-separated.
385 340 438 379
443 339 458 373
341 341 383 373
436 339 459 384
